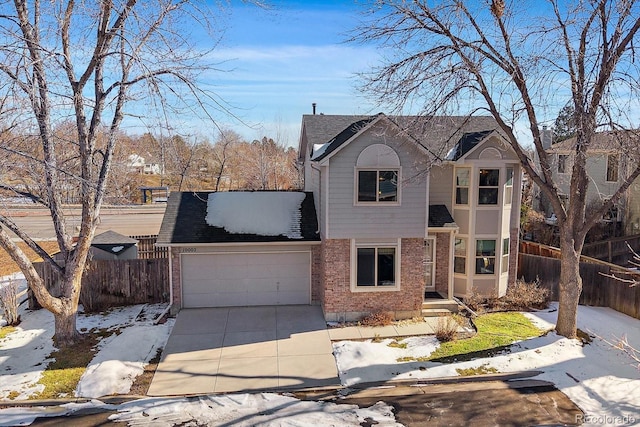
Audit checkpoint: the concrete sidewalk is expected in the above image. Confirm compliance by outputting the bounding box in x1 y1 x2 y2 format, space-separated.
327 316 473 340
148 305 339 396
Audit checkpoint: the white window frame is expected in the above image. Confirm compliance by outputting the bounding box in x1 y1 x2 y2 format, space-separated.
354 168 401 206
454 237 467 275
475 239 497 275
504 167 514 206
454 167 471 206
501 238 510 274
478 169 500 205
606 153 619 182
558 154 569 174
351 239 401 292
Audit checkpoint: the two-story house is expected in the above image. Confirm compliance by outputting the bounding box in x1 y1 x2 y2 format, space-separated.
540 131 639 236
157 113 521 322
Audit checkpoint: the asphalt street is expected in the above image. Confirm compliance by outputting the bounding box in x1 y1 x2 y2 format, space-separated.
1 205 166 240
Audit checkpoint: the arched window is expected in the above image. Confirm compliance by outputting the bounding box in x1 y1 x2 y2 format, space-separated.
355 145 401 204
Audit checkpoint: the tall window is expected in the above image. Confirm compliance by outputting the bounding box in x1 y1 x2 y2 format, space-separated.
502 238 510 274
478 169 499 205
475 240 496 275
455 168 470 205
356 247 396 287
606 154 619 182
454 238 466 274
558 154 568 174
504 168 514 205
357 170 398 203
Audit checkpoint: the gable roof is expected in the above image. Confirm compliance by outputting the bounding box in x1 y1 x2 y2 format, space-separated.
91 230 138 245
300 114 502 163
428 205 457 228
157 191 320 245
445 130 496 161
547 130 640 153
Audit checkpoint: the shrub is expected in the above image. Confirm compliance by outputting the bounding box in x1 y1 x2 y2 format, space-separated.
0 280 20 326
502 278 550 310
434 315 459 342
360 311 394 327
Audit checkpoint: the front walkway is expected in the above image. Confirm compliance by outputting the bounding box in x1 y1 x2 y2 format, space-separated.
148 305 339 396
327 316 472 340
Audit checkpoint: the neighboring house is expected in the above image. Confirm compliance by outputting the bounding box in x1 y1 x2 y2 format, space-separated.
157 113 522 322
89 230 139 260
54 230 139 261
127 154 162 175
540 131 640 235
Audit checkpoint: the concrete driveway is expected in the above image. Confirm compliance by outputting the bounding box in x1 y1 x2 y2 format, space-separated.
147 305 339 396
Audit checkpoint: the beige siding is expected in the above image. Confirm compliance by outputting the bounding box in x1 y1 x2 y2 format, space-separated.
428 164 453 208
325 124 428 239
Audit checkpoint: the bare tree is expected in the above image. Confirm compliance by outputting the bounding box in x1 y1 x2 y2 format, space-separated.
211 129 242 192
352 0 640 338
0 0 228 347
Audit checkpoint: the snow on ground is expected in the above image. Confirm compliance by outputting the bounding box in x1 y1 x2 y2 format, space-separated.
334 303 640 425
0 394 402 427
0 273 174 401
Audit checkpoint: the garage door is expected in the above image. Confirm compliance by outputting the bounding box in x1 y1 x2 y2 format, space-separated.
181 252 311 308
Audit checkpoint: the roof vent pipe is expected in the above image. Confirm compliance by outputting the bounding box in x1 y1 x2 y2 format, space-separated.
312 103 316 115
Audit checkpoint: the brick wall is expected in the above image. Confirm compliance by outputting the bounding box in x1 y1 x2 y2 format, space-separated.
311 245 322 304
321 238 425 322
434 232 451 294
170 248 182 314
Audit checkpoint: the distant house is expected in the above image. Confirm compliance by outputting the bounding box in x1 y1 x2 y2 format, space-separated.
541 131 640 235
157 113 522 322
127 154 161 175
89 231 138 260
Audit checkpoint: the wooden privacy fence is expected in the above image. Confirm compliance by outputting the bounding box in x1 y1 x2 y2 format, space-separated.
130 234 168 259
31 258 169 312
518 253 640 320
582 233 640 265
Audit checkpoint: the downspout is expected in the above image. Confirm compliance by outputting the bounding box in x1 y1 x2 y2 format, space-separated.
154 245 173 324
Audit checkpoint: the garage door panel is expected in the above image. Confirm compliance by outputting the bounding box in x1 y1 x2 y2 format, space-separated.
182 252 310 307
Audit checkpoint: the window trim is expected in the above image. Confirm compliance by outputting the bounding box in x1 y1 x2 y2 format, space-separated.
354 168 401 206
501 238 510 274
558 154 568 174
475 239 497 275
504 167 514 206
454 167 471 206
454 237 467 275
351 239 401 292
606 153 619 182
478 169 500 205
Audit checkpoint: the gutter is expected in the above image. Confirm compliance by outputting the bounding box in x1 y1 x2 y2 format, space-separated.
154 244 173 324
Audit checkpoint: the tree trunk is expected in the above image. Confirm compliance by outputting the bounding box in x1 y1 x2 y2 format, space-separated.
53 305 80 347
556 235 582 338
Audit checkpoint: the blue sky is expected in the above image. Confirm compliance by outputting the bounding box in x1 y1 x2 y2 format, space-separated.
201 1 382 146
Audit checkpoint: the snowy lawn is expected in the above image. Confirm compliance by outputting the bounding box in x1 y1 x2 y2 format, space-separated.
0 274 173 401
334 303 640 425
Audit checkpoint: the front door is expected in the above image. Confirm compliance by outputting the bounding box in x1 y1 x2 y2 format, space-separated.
424 237 436 292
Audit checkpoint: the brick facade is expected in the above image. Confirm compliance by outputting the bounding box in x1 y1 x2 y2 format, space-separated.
508 227 519 286
321 238 425 322
170 248 182 314
434 232 451 294
311 245 322 304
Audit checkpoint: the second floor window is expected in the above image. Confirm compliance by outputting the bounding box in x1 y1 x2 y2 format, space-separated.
558 154 568 174
606 154 619 182
455 168 470 205
357 170 398 203
478 169 499 205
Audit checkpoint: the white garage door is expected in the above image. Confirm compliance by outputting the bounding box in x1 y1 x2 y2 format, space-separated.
181 252 311 308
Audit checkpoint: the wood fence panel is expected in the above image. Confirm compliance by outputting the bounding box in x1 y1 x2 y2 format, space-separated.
518 253 640 320
32 258 168 312
130 235 168 259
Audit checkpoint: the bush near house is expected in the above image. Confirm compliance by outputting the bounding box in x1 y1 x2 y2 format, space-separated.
464 279 550 314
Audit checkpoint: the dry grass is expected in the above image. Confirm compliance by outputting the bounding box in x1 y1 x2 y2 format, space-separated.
359 311 394 327
0 241 60 276
434 315 461 342
464 279 550 313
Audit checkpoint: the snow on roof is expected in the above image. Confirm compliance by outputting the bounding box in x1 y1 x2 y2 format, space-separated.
205 192 306 239
311 143 330 160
